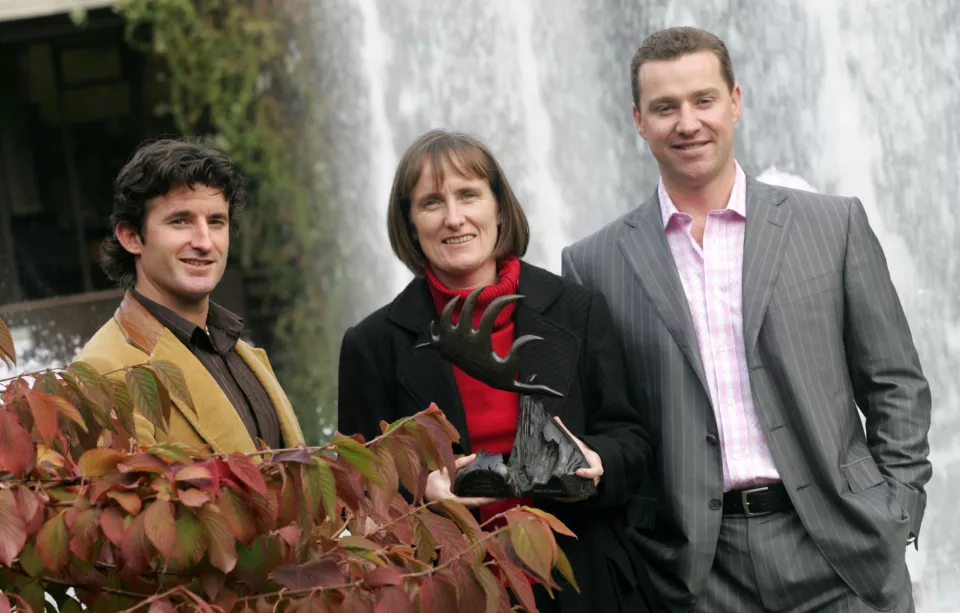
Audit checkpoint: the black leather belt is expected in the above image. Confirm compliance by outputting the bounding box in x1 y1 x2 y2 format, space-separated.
722 482 792 517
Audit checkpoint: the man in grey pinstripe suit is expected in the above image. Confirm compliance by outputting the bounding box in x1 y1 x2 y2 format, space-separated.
562 27 931 613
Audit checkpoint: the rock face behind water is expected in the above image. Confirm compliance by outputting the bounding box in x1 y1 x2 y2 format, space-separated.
453 395 596 500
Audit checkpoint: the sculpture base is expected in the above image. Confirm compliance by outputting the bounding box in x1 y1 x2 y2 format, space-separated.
452 395 597 501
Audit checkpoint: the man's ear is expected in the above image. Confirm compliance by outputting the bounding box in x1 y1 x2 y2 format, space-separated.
115 223 144 255
633 103 647 141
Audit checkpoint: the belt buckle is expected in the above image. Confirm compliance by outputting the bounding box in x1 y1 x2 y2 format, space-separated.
740 486 771 517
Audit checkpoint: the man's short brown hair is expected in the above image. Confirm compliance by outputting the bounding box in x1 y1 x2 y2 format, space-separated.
386 130 529 277
630 26 736 109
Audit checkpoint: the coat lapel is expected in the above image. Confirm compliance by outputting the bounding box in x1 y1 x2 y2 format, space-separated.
388 279 471 453
618 192 710 397
235 342 305 448
742 178 792 355
515 263 578 423
149 332 257 454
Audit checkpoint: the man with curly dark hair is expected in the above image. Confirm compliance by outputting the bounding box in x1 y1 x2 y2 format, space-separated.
78 139 305 453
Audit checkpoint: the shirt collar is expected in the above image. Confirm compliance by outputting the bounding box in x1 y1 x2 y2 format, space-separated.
658 161 747 229
130 289 243 354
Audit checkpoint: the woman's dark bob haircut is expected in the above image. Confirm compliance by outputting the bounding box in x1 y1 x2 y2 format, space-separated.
386 130 529 276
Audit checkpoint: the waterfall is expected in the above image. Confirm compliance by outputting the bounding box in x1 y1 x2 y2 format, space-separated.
314 1 959 608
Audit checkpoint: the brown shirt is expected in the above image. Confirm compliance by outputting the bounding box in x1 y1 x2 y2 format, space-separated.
131 290 283 449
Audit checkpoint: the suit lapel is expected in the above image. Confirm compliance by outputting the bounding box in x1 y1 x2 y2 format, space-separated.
742 178 792 355
388 279 471 453
515 263 577 423
149 332 257 454
235 342 305 447
618 192 710 397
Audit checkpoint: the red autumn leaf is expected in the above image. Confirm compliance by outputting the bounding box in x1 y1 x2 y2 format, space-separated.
509 517 557 584
437 499 482 543
107 491 143 515
411 515 437 564
24 389 57 445
419 573 459 613
198 504 238 573
270 558 344 590
119 452 172 476
371 449 399 517
14 487 43 536
521 506 578 538
277 466 301 525
274 525 301 546
147 601 176 613
144 500 177 559
120 511 154 573
0 410 36 476
499 556 537 613
419 511 467 554
36 513 70 573
178 488 212 508
149 443 194 465
78 448 127 478
0 593 10 613
175 465 216 490
382 436 423 501
364 566 403 588
271 447 317 464
333 436 383 486
226 453 268 497
451 559 487 613
213 589 238 613
374 586 413 613
299 461 324 522
68 508 100 562
26 389 87 433
100 506 126 547
219 488 257 545
422 403 461 442
173 510 206 567
313 458 338 521
0 489 26 566
250 489 278 534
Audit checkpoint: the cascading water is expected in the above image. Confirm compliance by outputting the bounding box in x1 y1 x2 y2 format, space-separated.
314 1 959 609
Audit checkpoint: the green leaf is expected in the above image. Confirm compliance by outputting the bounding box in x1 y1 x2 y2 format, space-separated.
173 510 206 567
144 500 177 558
36 513 70 573
151 360 196 414
555 546 580 593
67 361 114 409
0 316 15 367
59 598 85 613
33 372 58 395
0 489 26 566
126 366 167 433
198 504 238 573
508 517 556 584
332 435 381 466
337 447 382 485
0 410 36 476
78 448 127 477
314 458 337 521
149 443 194 465
521 506 577 538
226 452 268 497
470 563 503 613
412 515 436 564
18 581 45 613
18 541 46 578
109 378 137 437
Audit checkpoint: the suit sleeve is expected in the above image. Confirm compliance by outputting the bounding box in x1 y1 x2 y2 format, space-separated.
578 291 654 508
843 197 932 541
337 325 394 442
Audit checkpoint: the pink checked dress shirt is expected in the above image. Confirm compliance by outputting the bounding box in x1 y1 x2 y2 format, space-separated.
658 162 781 491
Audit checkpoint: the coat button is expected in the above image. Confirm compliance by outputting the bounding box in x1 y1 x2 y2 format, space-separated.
709 499 722 511
706 434 718 446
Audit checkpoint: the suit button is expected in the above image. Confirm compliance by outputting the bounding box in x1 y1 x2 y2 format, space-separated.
709 499 722 511
706 434 718 446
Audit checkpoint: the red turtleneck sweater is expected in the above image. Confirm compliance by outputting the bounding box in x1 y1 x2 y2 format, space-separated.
425 256 532 525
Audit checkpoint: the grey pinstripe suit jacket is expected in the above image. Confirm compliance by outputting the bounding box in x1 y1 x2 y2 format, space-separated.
561 176 931 611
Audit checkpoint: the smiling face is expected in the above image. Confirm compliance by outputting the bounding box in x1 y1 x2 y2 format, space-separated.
633 50 741 191
408 158 502 290
116 183 229 314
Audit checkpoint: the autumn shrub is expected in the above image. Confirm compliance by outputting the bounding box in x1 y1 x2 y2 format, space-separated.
0 317 577 612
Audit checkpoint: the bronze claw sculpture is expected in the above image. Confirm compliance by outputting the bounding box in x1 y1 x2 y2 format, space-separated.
416 287 597 500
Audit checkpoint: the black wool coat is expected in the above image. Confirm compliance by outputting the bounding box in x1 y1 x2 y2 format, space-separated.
338 261 658 613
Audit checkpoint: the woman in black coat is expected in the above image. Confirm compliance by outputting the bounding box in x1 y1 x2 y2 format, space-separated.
337 130 657 613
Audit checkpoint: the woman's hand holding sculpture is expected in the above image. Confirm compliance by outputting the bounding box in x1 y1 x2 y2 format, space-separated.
425 453 499 508
554 416 604 487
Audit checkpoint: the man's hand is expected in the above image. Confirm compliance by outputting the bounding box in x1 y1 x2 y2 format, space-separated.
425 454 499 508
554 416 603 487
